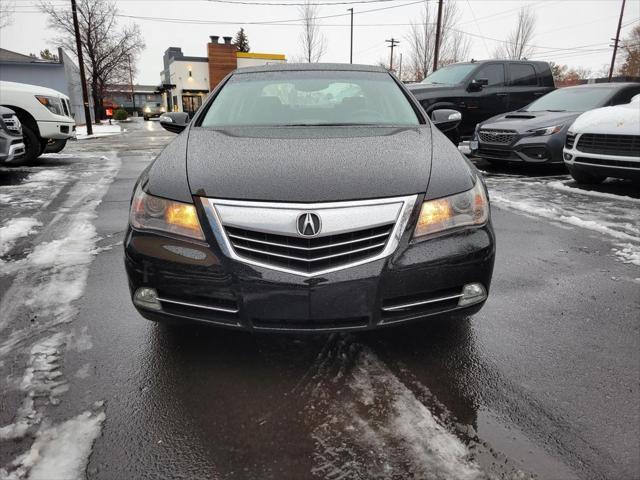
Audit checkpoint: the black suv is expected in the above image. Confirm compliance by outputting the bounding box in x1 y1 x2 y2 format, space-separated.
407 60 555 140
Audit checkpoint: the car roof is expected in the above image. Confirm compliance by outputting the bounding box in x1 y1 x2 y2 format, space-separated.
562 82 640 90
233 63 388 75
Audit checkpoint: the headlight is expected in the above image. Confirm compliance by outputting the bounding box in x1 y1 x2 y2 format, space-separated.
528 124 564 136
35 95 64 116
130 185 205 240
144 106 151 113
160 107 166 113
413 179 488 240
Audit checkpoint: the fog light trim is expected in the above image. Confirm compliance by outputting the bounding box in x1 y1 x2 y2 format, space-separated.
133 287 161 311
458 283 487 307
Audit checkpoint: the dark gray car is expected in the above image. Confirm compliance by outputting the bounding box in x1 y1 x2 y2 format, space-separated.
0 106 25 165
470 83 640 164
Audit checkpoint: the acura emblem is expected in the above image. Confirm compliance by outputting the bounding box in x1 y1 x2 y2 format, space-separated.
297 212 321 237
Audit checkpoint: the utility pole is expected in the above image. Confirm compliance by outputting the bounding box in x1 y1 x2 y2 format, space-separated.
433 0 444 73
348 8 354 64
386 38 399 71
71 0 92 134
127 54 136 115
608 0 626 82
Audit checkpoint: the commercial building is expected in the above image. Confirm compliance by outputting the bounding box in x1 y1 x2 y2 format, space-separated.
0 47 92 124
159 36 286 116
103 84 163 115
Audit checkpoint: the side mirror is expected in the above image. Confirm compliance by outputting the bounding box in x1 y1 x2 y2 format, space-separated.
159 112 189 134
467 78 489 92
431 109 462 132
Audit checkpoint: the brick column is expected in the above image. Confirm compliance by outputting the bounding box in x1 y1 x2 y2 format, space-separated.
208 41 238 90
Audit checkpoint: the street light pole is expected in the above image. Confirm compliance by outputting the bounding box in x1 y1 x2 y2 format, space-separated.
348 8 354 64
128 54 136 115
70 0 92 134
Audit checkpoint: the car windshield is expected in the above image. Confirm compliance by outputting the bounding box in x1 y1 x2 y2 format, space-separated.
199 70 420 127
523 87 614 112
421 64 476 85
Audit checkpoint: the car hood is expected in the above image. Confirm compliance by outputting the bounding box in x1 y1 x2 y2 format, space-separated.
570 102 640 134
479 110 580 133
186 126 433 202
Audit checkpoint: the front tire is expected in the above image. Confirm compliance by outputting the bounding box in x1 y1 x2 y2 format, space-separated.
45 139 67 154
568 166 606 185
10 125 42 166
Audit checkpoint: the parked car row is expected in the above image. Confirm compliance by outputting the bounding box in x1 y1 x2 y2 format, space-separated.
468 82 640 183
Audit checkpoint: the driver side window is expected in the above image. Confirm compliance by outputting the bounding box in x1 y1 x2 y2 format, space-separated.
473 64 505 87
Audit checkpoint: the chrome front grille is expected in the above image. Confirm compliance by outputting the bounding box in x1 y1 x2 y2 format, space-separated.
478 129 517 144
201 195 417 276
226 224 394 274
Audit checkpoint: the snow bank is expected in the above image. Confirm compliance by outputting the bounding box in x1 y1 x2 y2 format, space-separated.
0 218 41 256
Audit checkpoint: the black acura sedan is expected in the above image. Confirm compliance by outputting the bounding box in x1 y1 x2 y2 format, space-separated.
470 82 640 164
124 64 495 332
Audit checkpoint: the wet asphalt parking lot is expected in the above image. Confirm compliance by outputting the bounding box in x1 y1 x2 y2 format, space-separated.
1 119 638 480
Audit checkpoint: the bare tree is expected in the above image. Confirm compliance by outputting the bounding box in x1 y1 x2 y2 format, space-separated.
298 0 326 63
618 24 640 77
494 6 536 60
40 0 145 122
405 1 469 81
0 0 14 28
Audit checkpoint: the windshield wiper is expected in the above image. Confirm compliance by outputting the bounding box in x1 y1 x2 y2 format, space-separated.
545 109 566 112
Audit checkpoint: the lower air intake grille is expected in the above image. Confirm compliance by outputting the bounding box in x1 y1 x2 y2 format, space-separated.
225 224 394 275
565 133 576 149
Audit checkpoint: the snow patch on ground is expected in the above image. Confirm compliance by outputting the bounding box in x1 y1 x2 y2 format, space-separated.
2 408 105 480
0 169 70 210
0 218 42 256
546 181 640 204
76 124 123 140
612 244 640 266
0 333 66 441
310 343 483 480
491 194 640 244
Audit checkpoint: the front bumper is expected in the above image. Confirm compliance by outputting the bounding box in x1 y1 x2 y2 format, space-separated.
0 138 26 164
124 211 495 332
563 147 640 181
37 119 76 139
472 131 565 164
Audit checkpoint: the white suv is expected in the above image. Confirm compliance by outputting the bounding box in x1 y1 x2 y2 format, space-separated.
0 80 76 164
563 94 640 184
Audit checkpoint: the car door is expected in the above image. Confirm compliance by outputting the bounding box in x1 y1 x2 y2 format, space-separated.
507 63 543 111
463 63 507 133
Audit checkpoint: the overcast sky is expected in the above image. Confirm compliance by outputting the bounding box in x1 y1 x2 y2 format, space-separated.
2 0 639 85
